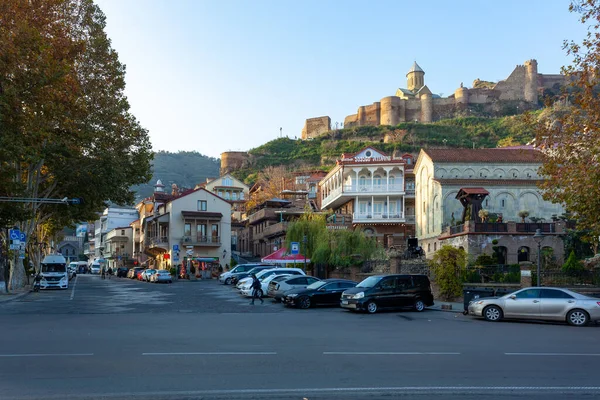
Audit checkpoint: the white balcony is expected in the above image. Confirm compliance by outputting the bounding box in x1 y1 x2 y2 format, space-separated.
352 212 405 223
343 184 405 194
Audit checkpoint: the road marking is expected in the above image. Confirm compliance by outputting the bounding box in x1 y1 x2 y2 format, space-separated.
69 276 78 301
505 352 600 357
0 353 93 357
20 386 600 399
142 352 277 356
323 351 461 355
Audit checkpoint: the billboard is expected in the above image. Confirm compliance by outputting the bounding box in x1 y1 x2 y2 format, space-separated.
76 224 88 238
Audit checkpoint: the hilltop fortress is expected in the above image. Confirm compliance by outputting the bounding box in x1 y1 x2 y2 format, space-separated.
301 59 565 139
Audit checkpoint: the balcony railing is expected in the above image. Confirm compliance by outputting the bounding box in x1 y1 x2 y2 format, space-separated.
181 235 221 246
516 223 556 233
262 222 288 238
405 189 415 196
474 223 508 233
343 184 405 193
146 236 168 248
353 212 405 222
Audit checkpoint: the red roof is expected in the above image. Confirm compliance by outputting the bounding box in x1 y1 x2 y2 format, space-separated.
457 187 490 196
424 147 541 163
261 248 310 264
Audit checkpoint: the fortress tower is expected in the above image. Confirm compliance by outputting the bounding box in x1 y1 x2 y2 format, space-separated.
524 59 539 103
406 62 425 91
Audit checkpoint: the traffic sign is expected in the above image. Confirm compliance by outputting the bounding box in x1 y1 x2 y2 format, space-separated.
173 244 179 251
9 229 20 241
291 242 299 255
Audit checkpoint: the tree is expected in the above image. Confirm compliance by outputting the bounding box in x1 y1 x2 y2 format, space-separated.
562 250 585 273
428 245 467 301
533 0 600 245
245 166 291 211
0 0 152 289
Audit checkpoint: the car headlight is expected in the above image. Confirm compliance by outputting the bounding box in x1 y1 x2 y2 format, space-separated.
287 293 298 298
352 292 364 299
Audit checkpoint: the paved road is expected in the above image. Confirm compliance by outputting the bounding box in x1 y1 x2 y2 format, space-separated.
0 275 599 400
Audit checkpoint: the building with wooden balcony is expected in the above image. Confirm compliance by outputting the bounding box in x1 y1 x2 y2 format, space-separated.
414 147 565 261
318 147 416 248
136 180 232 271
104 227 133 270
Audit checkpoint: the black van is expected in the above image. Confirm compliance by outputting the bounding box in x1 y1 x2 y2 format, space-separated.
340 274 434 314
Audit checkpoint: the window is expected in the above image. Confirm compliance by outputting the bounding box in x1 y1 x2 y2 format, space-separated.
374 175 382 185
379 278 395 290
501 199 505 208
198 200 207 211
339 281 356 288
240 192 245 200
223 177 232 186
306 277 320 284
218 190 223 197
365 150 372 157
231 192 238 200
485 200 489 207
121 230 125 235
197 224 207 238
434 242 437 251
287 278 302 285
359 176 367 186
540 289 574 299
211 224 219 238
373 202 383 214
396 277 412 290
224 192 230 200
184 223 191 236
515 289 540 299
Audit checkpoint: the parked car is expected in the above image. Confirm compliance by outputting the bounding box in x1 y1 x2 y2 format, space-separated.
67 263 77 280
467 287 600 327
239 272 296 298
116 267 129 278
90 263 101 275
283 279 357 309
219 264 263 285
230 265 273 285
150 269 173 283
340 274 434 314
269 275 322 302
128 267 144 279
236 268 305 291
140 269 155 281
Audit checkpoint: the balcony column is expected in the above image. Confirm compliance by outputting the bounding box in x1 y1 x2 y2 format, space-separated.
371 195 374 216
402 196 405 217
355 169 359 191
387 195 389 216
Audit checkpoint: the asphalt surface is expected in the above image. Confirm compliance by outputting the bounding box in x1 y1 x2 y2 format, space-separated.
0 274 599 400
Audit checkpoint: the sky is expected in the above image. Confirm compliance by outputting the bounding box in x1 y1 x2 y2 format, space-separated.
94 0 589 159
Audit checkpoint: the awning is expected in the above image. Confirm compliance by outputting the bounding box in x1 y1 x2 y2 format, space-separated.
261 248 310 264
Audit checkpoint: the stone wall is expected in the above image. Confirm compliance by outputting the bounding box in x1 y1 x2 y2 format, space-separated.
302 116 331 140
220 151 249 175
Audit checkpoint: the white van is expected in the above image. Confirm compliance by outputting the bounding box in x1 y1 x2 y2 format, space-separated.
40 254 69 290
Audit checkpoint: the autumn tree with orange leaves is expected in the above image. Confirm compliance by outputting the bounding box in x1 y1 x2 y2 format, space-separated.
535 0 600 248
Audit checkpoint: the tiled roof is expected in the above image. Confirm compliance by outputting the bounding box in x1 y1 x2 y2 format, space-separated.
434 179 541 186
457 187 490 196
424 147 541 163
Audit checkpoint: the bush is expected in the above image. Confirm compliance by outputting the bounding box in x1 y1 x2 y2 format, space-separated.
474 254 495 266
562 250 584 274
169 267 176 275
429 246 468 301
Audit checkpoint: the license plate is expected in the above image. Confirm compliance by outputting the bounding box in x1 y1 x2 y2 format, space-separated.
341 300 349 305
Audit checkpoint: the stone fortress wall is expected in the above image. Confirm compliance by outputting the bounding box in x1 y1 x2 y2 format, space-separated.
302 59 565 139
220 151 250 175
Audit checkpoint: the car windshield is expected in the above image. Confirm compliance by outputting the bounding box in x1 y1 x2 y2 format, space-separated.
357 276 383 288
306 281 327 290
41 263 66 273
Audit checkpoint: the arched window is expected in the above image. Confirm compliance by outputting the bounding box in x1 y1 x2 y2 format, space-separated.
434 242 437 251
389 175 395 186
518 246 530 262
359 175 366 186
374 175 382 186
428 243 431 252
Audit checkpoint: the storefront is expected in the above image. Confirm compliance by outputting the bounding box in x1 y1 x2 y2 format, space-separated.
179 257 220 279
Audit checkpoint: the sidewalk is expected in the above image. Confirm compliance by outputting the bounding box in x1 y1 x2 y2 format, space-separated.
0 285 31 304
427 301 464 313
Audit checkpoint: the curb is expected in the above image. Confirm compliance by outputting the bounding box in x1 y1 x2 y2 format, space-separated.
0 288 31 304
427 306 465 314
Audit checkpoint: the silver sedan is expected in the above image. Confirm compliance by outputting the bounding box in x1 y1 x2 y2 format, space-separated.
468 287 600 326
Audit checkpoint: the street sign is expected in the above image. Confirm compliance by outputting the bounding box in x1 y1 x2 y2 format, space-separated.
9 229 20 250
186 250 193 256
291 242 299 255
173 244 179 251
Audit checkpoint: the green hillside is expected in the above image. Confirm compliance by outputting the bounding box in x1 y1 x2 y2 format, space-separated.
232 115 536 185
133 151 220 200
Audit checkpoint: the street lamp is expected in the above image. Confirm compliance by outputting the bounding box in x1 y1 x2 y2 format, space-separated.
533 229 544 287
302 235 308 271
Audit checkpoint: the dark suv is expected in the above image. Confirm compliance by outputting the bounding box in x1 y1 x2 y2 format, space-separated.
340 274 434 314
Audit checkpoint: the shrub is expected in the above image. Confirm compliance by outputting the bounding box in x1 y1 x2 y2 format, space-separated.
429 245 468 301
562 250 584 274
474 254 495 266
169 267 176 275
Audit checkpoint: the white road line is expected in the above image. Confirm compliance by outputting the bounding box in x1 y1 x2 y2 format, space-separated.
505 352 600 356
0 353 93 357
142 352 277 356
69 276 78 301
323 352 461 355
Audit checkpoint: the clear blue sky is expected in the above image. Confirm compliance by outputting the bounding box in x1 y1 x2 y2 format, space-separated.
95 0 587 158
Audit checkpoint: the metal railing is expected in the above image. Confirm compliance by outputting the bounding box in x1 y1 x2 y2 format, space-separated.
343 184 405 193
353 212 404 221
516 223 556 233
474 223 508 233
181 235 221 245
450 224 465 235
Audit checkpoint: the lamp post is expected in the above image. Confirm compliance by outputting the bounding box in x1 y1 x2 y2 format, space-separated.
533 229 544 287
302 235 307 271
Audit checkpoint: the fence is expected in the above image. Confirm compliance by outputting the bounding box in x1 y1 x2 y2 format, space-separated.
538 270 600 287
461 265 521 284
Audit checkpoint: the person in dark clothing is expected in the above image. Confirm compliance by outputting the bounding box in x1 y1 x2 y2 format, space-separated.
250 274 263 305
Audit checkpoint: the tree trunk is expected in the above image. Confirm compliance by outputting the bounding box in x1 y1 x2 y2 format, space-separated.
9 257 27 290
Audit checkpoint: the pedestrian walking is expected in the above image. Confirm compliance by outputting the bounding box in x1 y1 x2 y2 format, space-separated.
250 274 263 305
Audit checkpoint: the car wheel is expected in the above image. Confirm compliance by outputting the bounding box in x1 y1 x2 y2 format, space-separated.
413 299 425 312
298 296 311 309
366 301 378 314
225 277 231 285
483 305 503 322
567 309 590 326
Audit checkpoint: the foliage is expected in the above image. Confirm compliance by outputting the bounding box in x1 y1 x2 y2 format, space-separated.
478 209 489 222
518 210 529 222
428 246 468 301
532 0 600 244
133 151 220 200
562 250 585 273
474 254 496 266
245 166 291 212
230 258 238 268
169 267 176 275
0 0 153 288
284 214 380 269
563 229 595 259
